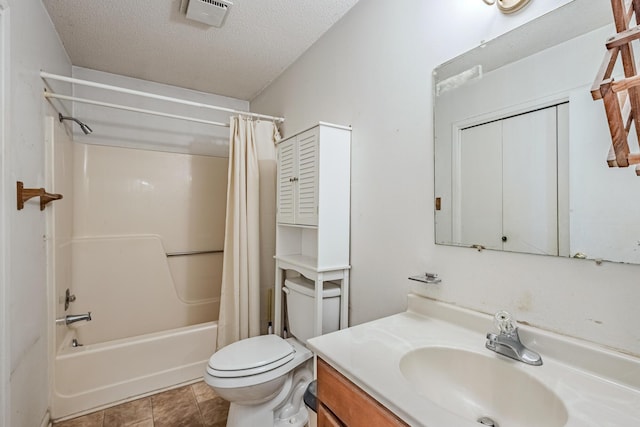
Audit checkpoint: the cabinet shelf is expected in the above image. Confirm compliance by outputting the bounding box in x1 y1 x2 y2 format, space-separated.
275 254 351 274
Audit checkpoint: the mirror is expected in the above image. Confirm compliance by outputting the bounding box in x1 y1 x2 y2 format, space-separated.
434 0 640 264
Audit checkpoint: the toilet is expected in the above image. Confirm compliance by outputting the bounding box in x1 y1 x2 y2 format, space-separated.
204 276 341 427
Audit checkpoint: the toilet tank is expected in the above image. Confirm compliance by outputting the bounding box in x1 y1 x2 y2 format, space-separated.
283 276 341 343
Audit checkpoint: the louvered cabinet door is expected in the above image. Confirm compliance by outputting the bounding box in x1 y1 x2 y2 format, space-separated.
295 128 319 226
277 137 296 224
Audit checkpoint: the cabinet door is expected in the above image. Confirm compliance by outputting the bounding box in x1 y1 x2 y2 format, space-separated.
317 358 408 427
295 128 319 226
277 137 296 224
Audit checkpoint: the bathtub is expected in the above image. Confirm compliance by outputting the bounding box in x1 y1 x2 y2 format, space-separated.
52 321 217 420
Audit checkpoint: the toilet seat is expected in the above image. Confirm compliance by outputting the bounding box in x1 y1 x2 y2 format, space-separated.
208 335 295 378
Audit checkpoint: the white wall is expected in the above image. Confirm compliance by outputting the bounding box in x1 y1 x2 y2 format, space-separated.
3 0 71 426
0 3 9 425
251 0 640 357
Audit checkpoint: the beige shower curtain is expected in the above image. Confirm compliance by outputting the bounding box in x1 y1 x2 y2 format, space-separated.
216 116 279 350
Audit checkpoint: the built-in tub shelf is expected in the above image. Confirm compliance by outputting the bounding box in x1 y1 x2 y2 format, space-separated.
166 249 224 257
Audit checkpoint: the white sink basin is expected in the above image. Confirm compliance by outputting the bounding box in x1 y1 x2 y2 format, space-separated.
308 294 640 426
400 346 568 427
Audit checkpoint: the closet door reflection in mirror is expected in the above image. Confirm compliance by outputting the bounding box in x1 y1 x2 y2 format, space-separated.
453 105 568 256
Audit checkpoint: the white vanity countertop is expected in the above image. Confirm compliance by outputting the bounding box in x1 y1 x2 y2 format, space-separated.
307 293 640 427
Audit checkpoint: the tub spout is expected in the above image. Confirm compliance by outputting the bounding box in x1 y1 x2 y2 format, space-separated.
56 312 92 326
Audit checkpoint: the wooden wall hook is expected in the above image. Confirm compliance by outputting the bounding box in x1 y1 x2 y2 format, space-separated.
16 181 63 211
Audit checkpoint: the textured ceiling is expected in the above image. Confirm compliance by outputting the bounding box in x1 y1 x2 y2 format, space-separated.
43 0 360 100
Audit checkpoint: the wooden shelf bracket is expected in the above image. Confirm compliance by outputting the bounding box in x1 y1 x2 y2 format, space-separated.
16 181 63 211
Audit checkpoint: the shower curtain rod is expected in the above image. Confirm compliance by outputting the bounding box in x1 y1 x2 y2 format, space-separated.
40 71 285 124
45 91 230 127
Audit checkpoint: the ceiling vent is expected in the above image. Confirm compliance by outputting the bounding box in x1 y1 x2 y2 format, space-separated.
185 0 233 27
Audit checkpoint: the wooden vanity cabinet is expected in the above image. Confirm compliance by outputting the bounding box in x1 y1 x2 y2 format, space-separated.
317 358 408 427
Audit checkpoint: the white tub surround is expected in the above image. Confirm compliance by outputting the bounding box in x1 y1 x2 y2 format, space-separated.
308 293 640 427
48 124 227 420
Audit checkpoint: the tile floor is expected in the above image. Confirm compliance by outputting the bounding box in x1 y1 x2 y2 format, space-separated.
53 381 229 427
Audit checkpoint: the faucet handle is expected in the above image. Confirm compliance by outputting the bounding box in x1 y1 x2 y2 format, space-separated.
493 310 516 334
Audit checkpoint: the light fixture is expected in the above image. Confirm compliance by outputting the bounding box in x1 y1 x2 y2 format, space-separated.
483 0 532 14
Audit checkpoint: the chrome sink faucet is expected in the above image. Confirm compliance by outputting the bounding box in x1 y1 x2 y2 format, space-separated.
485 311 542 366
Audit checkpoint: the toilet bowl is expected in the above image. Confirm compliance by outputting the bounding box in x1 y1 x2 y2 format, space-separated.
205 335 312 427
204 276 340 427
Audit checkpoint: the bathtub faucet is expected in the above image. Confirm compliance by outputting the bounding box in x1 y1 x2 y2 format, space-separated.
56 312 92 326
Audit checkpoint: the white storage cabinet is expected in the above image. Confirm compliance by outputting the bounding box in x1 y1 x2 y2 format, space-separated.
274 122 351 337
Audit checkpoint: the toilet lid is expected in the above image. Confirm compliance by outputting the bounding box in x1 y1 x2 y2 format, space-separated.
208 335 295 377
